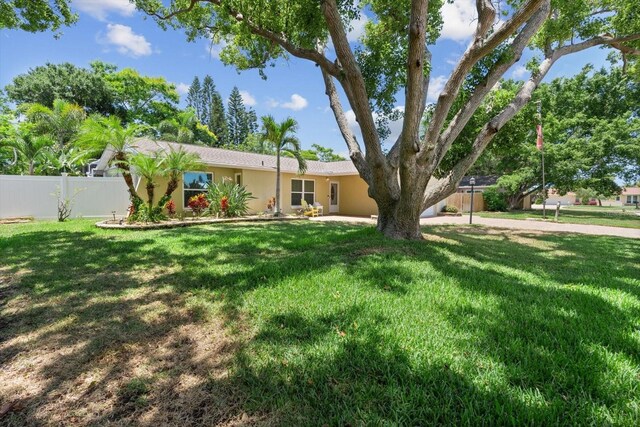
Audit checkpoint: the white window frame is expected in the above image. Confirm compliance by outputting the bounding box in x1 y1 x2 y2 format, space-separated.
627 195 638 204
291 178 315 207
183 171 213 208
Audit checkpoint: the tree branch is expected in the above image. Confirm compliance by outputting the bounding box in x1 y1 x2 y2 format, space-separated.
320 68 370 182
142 0 341 77
399 0 430 156
424 2 550 168
422 53 556 209
422 0 546 155
321 0 384 166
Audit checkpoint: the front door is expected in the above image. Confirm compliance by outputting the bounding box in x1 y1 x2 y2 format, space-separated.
330 182 339 213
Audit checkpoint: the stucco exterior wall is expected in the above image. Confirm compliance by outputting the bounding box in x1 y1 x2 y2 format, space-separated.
336 175 378 217
242 169 335 214
137 166 380 217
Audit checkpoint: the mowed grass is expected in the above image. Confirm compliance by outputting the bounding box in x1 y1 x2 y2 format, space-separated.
479 208 640 229
1 220 639 425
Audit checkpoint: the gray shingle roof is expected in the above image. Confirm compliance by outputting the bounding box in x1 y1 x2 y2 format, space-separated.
132 138 358 176
459 175 499 188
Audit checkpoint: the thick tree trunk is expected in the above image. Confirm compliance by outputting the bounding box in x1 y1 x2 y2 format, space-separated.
114 152 142 205
376 200 423 240
508 194 524 210
374 184 425 240
159 175 179 207
146 182 155 212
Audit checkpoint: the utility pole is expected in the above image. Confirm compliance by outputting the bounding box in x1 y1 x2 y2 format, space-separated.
536 100 546 219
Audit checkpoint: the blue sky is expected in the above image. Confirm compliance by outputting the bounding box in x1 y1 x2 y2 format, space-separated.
0 0 611 156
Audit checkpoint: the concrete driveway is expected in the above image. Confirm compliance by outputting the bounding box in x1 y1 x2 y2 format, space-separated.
310 214 640 239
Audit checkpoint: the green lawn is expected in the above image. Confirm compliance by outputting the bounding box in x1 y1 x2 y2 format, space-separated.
1 220 639 425
479 208 640 229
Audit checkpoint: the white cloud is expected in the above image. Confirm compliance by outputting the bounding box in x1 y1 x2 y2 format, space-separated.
278 94 308 111
73 0 135 21
102 24 152 57
175 83 190 96
239 90 257 106
439 0 477 42
511 65 529 79
204 40 228 59
347 13 368 42
345 106 405 144
427 75 448 102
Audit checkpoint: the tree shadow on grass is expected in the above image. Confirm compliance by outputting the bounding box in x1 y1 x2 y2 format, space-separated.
0 221 638 425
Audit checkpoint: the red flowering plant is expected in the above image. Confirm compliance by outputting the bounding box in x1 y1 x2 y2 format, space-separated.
187 193 209 216
164 199 176 218
220 196 229 216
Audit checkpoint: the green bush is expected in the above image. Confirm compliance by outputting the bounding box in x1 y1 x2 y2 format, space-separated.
442 205 459 213
483 186 508 211
207 178 256 217
128 203 166 223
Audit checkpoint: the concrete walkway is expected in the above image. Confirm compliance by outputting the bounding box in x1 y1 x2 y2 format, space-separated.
310 214 640 239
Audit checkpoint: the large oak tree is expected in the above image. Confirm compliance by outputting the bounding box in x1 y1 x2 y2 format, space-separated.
134 0 640 238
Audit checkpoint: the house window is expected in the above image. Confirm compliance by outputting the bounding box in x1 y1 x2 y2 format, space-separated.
291 179 315 206
183 171 213 207
627 195 639 204
235 173 242 185
616 196 620 201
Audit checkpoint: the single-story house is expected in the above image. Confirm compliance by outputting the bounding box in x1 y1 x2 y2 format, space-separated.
456 175 498 193
546 189 576 206
95 139 448 217
599 187 640 207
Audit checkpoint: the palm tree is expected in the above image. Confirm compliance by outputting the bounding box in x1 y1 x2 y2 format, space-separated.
6 132 54 175
159 145 202 207
75 115 143 205
39 146 91 176
129 152 165 213
260 116 307 216
157 109 198 144
23 99 86 148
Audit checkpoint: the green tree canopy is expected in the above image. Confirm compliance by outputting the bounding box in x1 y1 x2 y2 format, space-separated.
0 0 77 35
5 62 113 114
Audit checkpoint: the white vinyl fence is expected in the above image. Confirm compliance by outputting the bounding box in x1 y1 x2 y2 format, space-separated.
0 174 130 219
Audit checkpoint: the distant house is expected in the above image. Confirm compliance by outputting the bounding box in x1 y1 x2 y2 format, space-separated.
599 187 640 207
546 189 576 206
456 176 498 193
95 139 449 217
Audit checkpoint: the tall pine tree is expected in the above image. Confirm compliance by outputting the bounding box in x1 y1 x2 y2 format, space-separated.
200 75 215 126
185 77 201 119
227 86 246 146
209 91 228 146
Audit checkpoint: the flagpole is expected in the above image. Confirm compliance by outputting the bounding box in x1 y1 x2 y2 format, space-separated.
536 100 546 219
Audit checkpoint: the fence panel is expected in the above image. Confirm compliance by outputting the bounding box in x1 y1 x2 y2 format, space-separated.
0 174 130 219
444 193 485 212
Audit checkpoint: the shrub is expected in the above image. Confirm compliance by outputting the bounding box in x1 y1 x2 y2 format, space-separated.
188 193 209 216
207 178 255 217
484 186 508 211
128 203 165 223
165 199 176 217
442 205 459 213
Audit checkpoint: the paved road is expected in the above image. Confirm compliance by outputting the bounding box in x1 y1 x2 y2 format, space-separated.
310 215 640 239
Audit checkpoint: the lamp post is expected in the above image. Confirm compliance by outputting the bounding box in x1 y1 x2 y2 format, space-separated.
469 177 476 224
